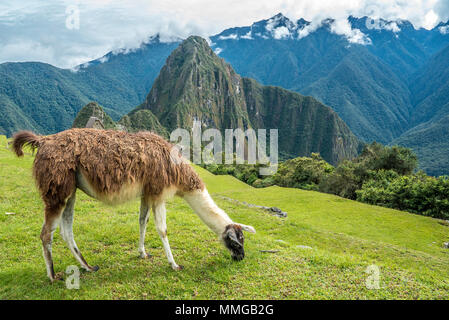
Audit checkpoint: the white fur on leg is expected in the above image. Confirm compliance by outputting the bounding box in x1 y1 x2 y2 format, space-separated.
153 202 181 270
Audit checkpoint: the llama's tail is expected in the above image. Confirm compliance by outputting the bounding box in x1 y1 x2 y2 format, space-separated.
12 131 42 157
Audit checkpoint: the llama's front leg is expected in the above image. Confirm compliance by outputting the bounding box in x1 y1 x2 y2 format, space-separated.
138 199 151 259
153 202 183 270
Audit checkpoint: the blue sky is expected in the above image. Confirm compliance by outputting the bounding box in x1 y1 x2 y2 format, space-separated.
1 0 448 68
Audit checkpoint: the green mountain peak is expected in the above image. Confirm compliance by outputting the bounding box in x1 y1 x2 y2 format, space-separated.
126 36 362 164
72 102 116 129
140 35 250 131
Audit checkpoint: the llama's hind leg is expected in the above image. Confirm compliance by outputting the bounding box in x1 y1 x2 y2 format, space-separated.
60 192 99 272
41 204 64 282
138 199 151 259
153 201 183 270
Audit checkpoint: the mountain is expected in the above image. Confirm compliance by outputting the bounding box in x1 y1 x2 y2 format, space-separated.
2 14 449 173
210 14 449 144
136 36 251 131
391 42 449 176
301 48 411 142
72 102 117 129
125 36 362 164
409 42 449 125
0 37 178 136
392 115 449 176
1 15 448 141
118 109 168 138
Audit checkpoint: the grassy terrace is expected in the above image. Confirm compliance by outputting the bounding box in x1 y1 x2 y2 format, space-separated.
0 135 448 299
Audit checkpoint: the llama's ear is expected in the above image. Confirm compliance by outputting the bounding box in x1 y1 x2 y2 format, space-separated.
237 223 256 234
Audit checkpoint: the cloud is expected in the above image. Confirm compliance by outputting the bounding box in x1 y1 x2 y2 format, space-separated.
0 0 448 68
297 21 321 39
240 31 253 40
218 34 238 40
330 19 372 45
272 26 291 39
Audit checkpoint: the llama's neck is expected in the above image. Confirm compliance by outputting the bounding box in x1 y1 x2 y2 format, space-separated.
183 189 233 235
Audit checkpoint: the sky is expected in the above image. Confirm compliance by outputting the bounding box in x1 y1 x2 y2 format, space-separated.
1 0 448 68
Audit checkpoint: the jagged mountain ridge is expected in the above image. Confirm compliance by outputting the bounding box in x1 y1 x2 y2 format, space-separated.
210 14 449 144
125 36 362 164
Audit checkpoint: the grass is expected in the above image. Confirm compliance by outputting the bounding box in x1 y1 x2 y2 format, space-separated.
0 137 448 299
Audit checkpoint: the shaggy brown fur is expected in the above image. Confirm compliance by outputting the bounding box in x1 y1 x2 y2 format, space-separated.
12 131 41 156
13 128 204 208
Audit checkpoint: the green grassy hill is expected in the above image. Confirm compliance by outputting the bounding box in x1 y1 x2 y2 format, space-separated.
0 143 448 299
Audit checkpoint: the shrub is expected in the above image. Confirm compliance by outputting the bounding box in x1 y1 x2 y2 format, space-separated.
321 143 418 199
319 160 361 199
273 153 334 189
357 172 449 219
358 142 418 175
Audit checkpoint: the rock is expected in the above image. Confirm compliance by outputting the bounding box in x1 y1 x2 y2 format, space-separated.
259 250 280 253
443 242 449 248
297 245 313 250
275 239 287 244
217 195 287 217
5 212 16 215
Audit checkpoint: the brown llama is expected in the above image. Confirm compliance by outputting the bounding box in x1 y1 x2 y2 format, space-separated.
12 128 255 282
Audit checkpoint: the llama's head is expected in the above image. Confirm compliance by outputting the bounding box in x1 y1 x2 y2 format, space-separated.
222 223 256 261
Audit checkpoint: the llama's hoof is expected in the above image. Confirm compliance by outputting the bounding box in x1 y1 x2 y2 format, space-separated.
50 272 65 283
139 252 152 259
172 264 184 271
91 265 100 272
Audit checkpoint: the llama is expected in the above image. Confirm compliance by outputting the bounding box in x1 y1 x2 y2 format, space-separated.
12 128 255 282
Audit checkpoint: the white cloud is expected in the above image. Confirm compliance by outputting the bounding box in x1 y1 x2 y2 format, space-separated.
255 32 269 39
297 21 321 39
330 19 372 45
272 26 291 39
214 47 223 55
440 26 449 34
0 0 448 68
384 22 400 32
218 34 238 40
423 10 439 30
241 31 253 39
